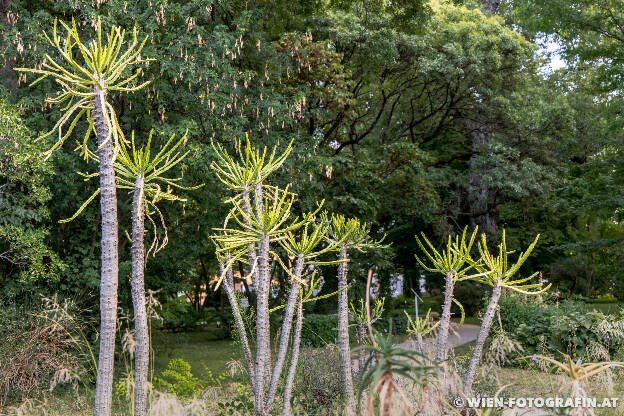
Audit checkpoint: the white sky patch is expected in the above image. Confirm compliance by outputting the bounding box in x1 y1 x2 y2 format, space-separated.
537 34 566 73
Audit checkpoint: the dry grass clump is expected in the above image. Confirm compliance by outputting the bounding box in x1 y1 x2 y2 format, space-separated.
0 296 94 407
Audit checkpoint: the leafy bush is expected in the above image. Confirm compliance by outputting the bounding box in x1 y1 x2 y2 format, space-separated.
154 358 205 397
160 296 229 337
154 358 229 398
452 281 485 318
377 309 409 335
301 314 339 347
497 295 624 363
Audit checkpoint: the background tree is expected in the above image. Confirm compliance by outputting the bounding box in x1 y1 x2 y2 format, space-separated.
0 98 62 293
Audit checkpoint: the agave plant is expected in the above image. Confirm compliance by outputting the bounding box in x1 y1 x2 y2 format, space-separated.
356 270 436 416
415 227 481 362
464 231 550 395
16 18 152 416
325 213 387 398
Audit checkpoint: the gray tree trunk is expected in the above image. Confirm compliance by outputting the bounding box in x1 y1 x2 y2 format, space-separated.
464 282 502 396
254 184 272 387
485 0 501 13
266 256 304 410
254 234 271 416
281 298 303 416
130 176 149 416
435 271 455 362
93 84 119 416
336 247 353 397
464 0 500 237
464 118 498 238
220 261 256 395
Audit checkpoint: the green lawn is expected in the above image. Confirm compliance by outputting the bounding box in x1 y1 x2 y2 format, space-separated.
585 301 623 315
151 331 239 378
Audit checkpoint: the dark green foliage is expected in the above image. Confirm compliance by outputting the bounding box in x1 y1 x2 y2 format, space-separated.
452 281 487 318
159 296 229 338
2 0 624 321
0 99 62 293
300 314 339 347
497 295 624 363
377 310 410 335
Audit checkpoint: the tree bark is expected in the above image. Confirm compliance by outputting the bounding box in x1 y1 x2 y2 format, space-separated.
130 175 149 416
464 282 502 396
435 271 455 362
220 261 256 395
484 0 501 13
266 256 305 410
254 184 272 386
281 298 303 416
336 247 353 397
464 118 498 238
464 0 501 238
254 234 271 416
93 84 119 416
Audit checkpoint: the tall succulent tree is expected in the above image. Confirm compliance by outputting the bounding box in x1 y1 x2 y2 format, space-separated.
415 227 479 362
211 139 344 416
115 130 200 416
16 19 151 416
325 214 385 398
464 231 550 395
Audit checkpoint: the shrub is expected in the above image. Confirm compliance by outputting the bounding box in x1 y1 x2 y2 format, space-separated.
300 314 339 347
377 309 409 335
160 296 229 337
497 295 624 363
452 281 485 318
154 359 205 397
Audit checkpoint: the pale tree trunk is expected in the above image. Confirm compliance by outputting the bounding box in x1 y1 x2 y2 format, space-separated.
464 282 502 396
254 184 272 387
241 188 259 283
416 333 424 355
130 176 149 416
93 84 119 416
354 324 366 373
435 271 455 362
220 261 256 395
281 298 303 416
254 234 271 416
336 247 353 397
266 256 305 410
